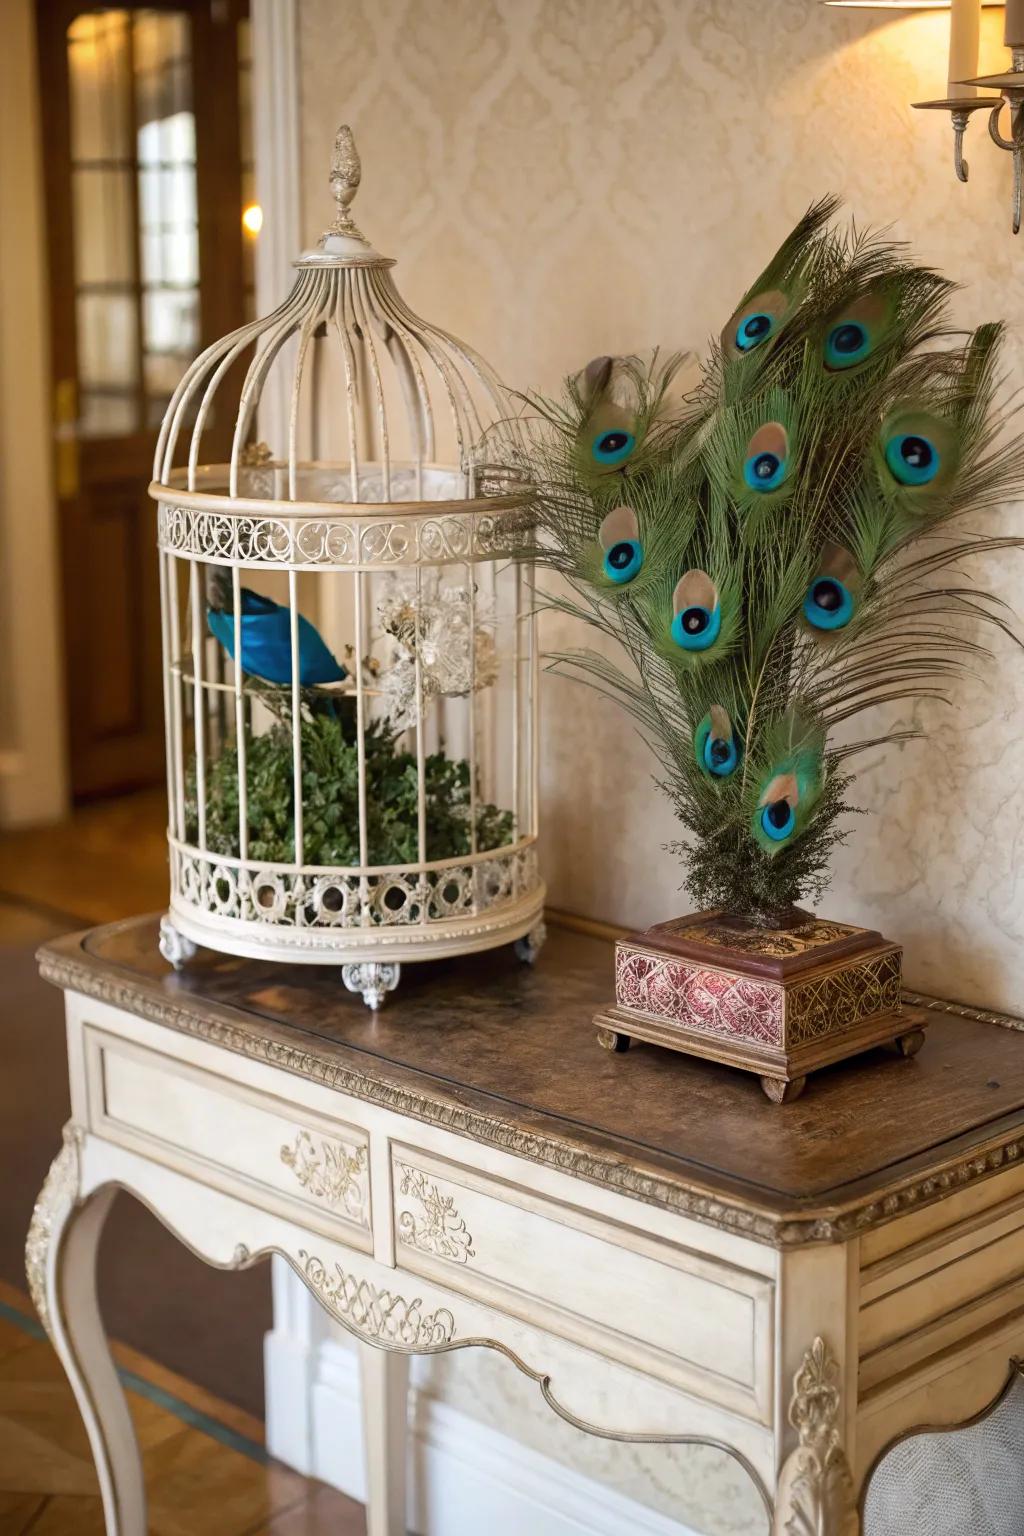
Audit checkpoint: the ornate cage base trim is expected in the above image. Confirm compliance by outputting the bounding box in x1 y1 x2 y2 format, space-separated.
164 884 546 969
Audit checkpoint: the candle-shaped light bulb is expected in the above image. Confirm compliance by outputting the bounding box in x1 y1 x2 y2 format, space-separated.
1006 0 1024 49
949 0 981 97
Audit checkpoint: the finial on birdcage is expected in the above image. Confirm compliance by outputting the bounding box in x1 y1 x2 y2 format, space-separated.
322 125 365 243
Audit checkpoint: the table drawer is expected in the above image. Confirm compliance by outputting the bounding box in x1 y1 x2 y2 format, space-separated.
84 1025 371 1247
391 1144 774 1425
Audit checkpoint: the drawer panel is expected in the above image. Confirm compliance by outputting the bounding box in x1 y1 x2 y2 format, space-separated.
391 1145 774 1425
85 1026 371 1247
859 1191 1024 1392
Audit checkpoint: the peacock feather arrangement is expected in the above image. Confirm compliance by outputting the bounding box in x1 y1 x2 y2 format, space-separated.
506 198 1024 927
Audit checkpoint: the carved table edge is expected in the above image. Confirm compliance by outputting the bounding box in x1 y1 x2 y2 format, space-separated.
36 938 1024 1252
901 988 1024 1032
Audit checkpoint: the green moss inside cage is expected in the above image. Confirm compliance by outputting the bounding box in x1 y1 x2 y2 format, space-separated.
185 707 514 867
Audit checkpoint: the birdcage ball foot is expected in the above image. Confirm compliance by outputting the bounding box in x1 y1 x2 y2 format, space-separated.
342 962 401 1011
514 920 547 966
158 916 198 970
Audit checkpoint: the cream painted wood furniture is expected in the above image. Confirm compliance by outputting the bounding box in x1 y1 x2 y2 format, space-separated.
28 916 1024 1535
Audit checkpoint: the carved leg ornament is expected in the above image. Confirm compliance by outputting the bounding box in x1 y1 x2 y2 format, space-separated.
158 915 198 970
771 1336 859 1536
25 1124 83 1336
514 919 547 965
342 962 401 1010
26 1125 146 1535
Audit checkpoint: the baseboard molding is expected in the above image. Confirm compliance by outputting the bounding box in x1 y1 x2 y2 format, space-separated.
265 1324 698 1536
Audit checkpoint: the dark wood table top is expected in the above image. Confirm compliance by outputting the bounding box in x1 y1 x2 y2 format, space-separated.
38 914 1024 1250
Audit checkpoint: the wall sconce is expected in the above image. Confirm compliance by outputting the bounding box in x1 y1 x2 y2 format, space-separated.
826 0 1024 232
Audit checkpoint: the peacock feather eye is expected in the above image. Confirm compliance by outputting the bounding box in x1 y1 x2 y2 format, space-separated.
695 706 740 778
743 422 789 493
603 539 641 581
592 427 637 466
803 575 854 631
581 400 640 475
822 291 890 372
750 735 823 856
760 797 795 841
825 321 869 369
672 606 721 650
878 409 956 498
754 769 802 849
721 287 790 362
671 571 721 652
598 505 642 584
736 312 775 352
802 544 858 633
884 432 939 486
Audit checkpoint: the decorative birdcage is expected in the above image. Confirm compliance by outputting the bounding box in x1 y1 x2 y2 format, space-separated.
152 127 544 1008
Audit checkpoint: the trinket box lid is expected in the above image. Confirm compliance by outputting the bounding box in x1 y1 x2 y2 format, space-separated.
631 909 891 981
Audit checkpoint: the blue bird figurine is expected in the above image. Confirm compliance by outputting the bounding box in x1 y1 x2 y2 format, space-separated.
207 582 346 687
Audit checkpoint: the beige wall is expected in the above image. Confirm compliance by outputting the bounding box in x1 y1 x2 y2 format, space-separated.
0 0 68 827
297 0 1024 1018
294 2 1024 1526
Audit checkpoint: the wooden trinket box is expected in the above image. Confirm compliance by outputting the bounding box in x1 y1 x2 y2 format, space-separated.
594 910 927 1102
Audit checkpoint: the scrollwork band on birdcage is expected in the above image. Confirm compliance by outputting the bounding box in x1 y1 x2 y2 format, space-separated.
156 500 524 569
170 841 539 933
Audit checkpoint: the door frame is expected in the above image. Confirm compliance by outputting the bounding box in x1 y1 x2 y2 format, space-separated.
0 0 68 828
1 0 299 825
36 0 254 800
250 0 300 449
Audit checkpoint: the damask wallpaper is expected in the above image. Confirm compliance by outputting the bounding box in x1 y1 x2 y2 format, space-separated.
295 1 1024 1528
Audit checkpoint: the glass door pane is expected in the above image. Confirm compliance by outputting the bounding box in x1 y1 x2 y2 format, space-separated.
66 6 201 437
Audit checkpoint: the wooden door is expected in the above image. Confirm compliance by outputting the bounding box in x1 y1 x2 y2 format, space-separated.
36 0 253 799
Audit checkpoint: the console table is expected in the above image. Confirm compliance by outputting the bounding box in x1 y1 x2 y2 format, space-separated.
28 915 1024 1535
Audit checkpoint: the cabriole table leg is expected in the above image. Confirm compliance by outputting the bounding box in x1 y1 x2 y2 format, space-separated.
25 1130 145 1535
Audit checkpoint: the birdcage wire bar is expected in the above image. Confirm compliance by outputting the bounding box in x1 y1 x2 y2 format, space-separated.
151 128 544 1001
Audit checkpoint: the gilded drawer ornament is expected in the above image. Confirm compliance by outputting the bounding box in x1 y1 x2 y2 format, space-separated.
298 1249 456 1347
280 1130 368 1222
396 1165 476 1263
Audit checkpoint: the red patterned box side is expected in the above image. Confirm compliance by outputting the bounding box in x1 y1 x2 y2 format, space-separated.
615 946 784 1046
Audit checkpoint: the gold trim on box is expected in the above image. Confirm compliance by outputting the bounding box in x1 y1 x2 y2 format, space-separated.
786 952 903 1046
677 917 861 959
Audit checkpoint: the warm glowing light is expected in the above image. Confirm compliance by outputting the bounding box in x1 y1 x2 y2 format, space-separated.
242 202 263 236
824 1 1001 8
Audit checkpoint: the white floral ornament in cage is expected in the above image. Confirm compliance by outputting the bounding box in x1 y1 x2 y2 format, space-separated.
151 126 544 1009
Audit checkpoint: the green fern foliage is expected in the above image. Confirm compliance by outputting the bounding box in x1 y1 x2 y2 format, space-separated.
186 706 513 867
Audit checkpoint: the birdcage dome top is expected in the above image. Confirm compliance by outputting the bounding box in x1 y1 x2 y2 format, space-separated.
151 127 522 522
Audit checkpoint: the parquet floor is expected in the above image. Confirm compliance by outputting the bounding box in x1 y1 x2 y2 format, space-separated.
0 1284 366 1535
0 793 368 1534
0 788 168 926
